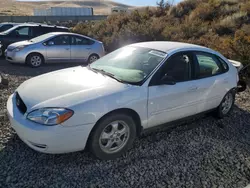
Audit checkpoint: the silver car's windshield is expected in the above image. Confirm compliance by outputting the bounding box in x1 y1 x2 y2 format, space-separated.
90 46 167 84
29 33 54 43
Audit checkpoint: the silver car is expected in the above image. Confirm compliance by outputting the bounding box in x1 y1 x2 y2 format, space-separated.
5 32 105 67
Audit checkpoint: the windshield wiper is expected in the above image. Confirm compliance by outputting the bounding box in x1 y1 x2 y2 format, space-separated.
91 68 127 83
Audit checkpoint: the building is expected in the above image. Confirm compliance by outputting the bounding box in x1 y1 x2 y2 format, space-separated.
111 6 129 14
34 7 94 16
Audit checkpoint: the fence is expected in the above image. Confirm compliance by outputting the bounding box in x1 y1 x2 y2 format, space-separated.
0 15 107 23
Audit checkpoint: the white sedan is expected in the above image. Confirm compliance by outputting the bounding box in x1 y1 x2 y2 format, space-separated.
7 42 239 160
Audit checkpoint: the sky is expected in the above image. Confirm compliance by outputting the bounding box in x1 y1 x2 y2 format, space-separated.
115 0 182 6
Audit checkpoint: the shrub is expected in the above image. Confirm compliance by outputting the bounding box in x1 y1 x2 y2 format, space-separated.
214 11 248 35
168 0 197 18
189 3 216 21
223 30 250 65
241 1 250 15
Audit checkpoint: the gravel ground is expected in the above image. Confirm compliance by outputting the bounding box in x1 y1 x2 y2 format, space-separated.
1 59 250 188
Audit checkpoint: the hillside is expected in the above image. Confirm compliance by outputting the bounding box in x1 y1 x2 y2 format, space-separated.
0 0 131 15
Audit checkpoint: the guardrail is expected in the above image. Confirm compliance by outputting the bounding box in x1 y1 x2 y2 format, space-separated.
0 15 108 23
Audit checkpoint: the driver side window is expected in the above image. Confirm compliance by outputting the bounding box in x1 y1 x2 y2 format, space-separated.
160 52 193 82
13 27 30 36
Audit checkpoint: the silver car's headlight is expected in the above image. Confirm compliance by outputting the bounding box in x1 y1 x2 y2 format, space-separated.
27 108 74 126
14 45 27 52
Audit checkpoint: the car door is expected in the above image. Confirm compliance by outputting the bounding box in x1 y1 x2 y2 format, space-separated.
45 35 71 62
147 52 202 128
70 35 93 62
193 52 230 113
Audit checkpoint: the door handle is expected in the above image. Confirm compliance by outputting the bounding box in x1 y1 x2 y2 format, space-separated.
65 48 70 50
86 48 91 50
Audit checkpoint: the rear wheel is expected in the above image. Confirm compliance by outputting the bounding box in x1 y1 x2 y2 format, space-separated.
88 54 99 64
215 90 235 118
26 53 44 68
89 113 137 160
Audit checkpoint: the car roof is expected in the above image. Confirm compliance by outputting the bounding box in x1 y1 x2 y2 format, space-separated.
130 41 209 53
14 23 68 29
0 22 20 25
48 32 102 42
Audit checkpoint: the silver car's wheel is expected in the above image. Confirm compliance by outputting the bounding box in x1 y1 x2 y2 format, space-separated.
27 53 44 68
99 121 130 154
221 92 233 115
31 56 42 67
89 113 137 160
88 54 99 64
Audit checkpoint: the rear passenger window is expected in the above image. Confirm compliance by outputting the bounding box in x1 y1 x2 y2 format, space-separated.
195 53 223 79
71 36 94 45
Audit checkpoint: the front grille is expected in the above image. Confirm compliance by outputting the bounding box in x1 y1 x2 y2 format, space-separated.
16 92 27 114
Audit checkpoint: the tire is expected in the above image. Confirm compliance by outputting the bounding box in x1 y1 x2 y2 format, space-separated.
26 53 44 68
214 90 235 119
88 54 99 64
89 113 137 160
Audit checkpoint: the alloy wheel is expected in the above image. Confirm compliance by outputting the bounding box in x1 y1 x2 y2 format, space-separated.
221 93 233 115
99 120 130 154
30 56 42 67
89 55 98 63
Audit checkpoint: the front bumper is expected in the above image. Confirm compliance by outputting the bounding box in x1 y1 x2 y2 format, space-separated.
7 94 93 154
5 50 26 64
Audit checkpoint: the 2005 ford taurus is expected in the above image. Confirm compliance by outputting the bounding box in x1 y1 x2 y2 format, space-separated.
7 42 239 159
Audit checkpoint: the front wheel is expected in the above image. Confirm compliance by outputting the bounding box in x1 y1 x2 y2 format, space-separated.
26 53 44 68
88 54 99 64
89 113 137 160
215 90 235 118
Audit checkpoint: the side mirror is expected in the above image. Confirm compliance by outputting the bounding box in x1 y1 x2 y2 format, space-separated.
0 74 9 89
160 74 176 85
48 41 54 46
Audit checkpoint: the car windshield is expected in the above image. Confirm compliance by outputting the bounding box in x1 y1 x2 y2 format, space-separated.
1 25 20 34
90 46 167 84
29 33 54 43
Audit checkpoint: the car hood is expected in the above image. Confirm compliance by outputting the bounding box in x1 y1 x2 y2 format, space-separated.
7 40 33 50
17 66 129 111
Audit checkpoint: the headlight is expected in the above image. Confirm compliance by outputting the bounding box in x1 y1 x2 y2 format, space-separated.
14 45 27 52
27 108 74 126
